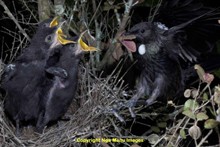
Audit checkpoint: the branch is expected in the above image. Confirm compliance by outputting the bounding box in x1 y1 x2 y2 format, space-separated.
98 0 134 69
38 0 51 21
54 0 65 15
20 0 38 22
0 0 31 41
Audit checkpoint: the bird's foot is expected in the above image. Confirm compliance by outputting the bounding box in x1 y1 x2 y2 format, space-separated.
125 99 138 118
101 102 126 123
111 109 125 123
35 125 45 134
15 127 21 137
15 119 21 137
60 114 71 121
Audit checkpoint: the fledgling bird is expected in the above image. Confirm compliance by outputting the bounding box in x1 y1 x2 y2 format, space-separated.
36 42 81 132
121 0 220 117
36 32 97 133
1 17 73 135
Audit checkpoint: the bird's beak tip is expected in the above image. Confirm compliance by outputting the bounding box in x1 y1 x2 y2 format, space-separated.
77 31 98 52
56 27 75 45
49 17 59 28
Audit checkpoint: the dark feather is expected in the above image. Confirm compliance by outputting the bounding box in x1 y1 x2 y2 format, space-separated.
1 18 62 135
36 42 82 133
121 0 220 117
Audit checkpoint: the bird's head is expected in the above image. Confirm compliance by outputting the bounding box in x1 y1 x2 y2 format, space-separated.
47 17 75 50
32 17 98 57
65 30 98 57
121 22 168 56
31 17 75 51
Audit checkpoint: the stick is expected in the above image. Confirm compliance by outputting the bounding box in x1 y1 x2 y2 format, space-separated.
0 0 31 41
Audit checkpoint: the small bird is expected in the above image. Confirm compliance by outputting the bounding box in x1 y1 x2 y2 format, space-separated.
36 32 97 133
120 0 220 117
1 17 74 135
36 42 80 132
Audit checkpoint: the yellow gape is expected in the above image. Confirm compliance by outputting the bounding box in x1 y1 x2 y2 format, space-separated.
56 28 75 45
49 17 59 27
50 17 98 50
78 31 97 51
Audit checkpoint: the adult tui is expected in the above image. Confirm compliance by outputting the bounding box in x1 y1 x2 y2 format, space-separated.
120 0 220 117
1 17 74 135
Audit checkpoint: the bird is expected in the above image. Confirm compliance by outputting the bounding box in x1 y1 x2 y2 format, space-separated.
1 17 74 136
120 0 220 117
35 42 80 132
35 31 97 133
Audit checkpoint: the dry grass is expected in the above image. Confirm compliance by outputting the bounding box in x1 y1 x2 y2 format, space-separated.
1 1 220 146
1 52 220 147
0 61 146 147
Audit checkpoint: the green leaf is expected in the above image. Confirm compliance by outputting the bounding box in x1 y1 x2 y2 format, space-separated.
188 125 201 140
214 86 220 105
182 110 196 119
151 126 160 133
191 89 199 98
183 99 199 111
180 129 186 139
157 122 167 128
204 119 219 129
147 134 160 145
202 93 209 101
194 64 205 82
214 69 220 79
196 112 209 121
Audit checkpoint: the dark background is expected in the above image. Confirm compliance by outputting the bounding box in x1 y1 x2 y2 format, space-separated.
1 0 220 63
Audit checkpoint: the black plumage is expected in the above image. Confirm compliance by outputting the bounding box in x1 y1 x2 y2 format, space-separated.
121 0 220 117
34 31 97 132
1 18 65 135
36 40 83 133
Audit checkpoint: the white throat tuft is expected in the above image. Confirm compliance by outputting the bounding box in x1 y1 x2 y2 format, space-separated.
138 44 146 55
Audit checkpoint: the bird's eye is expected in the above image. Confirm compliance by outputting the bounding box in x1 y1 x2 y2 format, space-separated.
45 35 53 43
43 23 48 28
70 44 75 48
140 29 145 34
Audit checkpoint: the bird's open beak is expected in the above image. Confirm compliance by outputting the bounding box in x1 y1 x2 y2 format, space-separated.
56 25 76 45
74 30 98 55
77 30 97 52
50 20 75 49
120 34 137 52
49 17 98 52
50 17 59 27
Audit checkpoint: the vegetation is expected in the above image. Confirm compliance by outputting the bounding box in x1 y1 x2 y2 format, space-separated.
0 0 220 146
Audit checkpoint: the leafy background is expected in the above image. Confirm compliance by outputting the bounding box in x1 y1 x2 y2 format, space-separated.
0 0 220 146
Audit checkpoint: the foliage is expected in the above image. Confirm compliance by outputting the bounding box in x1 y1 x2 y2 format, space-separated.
0 0 220 147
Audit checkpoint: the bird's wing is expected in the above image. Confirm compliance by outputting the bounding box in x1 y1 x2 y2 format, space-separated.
154 0 205 27
155 0 220 62
1 63 17 84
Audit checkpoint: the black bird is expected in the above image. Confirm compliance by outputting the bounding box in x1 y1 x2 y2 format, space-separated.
36 42 81 132
1 17 72 135
121 0 220 117
36 32 97 132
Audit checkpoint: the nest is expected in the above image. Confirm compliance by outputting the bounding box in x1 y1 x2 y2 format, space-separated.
0 62 146 147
